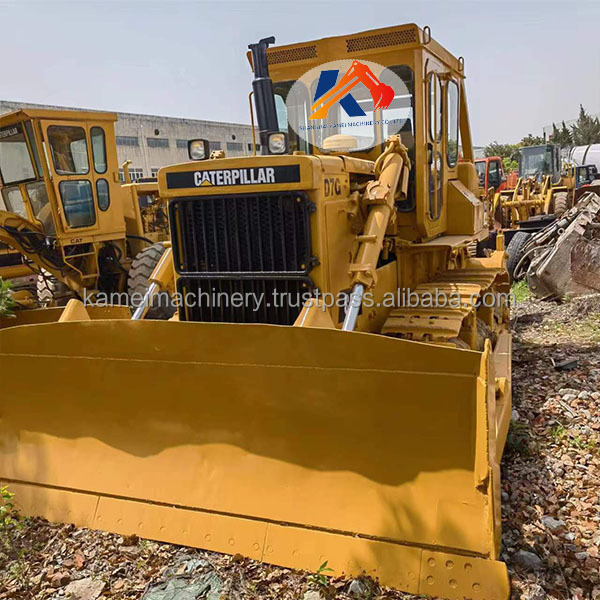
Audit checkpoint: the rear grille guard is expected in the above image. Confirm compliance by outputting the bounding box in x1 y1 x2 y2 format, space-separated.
169 192 316 325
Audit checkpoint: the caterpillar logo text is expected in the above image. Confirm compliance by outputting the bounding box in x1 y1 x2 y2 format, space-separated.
165 165 301 189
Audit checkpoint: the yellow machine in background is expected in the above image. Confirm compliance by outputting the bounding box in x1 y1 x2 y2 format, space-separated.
490 145 588 279
0 108 169 309
492 145 572 230
0 24 511 600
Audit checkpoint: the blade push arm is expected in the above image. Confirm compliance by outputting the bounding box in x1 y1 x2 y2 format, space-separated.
343 136 411 331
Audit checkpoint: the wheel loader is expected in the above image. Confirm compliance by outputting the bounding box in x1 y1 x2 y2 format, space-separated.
0 108 170 310
481 144 582 279
491 144 570 229
0 24 512 600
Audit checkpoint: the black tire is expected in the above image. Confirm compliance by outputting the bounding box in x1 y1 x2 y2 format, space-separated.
127 243 175 319
506 231 531 282
36 270 71 307
551 191 569 217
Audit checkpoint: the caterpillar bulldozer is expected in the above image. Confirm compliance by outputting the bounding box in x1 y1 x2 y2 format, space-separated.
0 24 512 600
0 108 170 309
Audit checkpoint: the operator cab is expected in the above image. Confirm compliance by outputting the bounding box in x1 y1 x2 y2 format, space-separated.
518 144 561 183
474 157 504 191
0 119 55 233
576 164 599 188
0 109 125 239
271 66 415 157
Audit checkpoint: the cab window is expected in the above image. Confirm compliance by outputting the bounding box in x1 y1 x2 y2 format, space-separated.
427 73 443 220
488 160 502 188
96 179 110 211
1 187 27 218
48 126 89 175
91 127 107 174
446 81 459 167
475 161 486 185
24 121 43 177
26 181 54 233
59 180 95 227
428 73 442 142
0 124 36 184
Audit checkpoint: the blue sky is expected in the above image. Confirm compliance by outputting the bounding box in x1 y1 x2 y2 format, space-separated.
1 0 599 146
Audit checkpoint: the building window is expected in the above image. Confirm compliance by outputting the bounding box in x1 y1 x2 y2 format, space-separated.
151 168 159 178
118 167 144 182
147 137 169 148
116 136 139 147
247 143 261 151
130 168 145 181
209 141 222 150
176 139 188 149
226 142 244 152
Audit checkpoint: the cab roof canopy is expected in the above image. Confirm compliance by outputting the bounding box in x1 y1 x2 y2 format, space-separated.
248 23 464 81
0 108 117 126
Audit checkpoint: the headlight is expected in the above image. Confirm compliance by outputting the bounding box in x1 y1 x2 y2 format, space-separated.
268 132 287 154
188 139 209 160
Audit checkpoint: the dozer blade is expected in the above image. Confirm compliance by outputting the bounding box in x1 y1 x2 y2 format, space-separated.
0 320 510 599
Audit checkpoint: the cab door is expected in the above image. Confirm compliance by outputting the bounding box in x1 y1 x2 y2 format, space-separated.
40 120 98 235
425 65 445 232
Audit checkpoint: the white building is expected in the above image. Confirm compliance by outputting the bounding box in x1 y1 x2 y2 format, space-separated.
0 100 255 181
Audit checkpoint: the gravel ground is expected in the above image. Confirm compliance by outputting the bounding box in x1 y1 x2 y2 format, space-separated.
504 293 600 600
0 293 599 600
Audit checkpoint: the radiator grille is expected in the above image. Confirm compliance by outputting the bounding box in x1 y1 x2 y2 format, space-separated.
346 29 417 53
170 193 313 276
177 277 312 325
169 192 315 325
267 45 317 65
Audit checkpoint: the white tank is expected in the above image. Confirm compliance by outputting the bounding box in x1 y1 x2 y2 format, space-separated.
570 144 600 171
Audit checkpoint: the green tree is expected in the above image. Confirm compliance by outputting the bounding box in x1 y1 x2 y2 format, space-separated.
485 141 519 161
484 141 519 172
0 278 14 317
520 133 545 147
570 104 600 145
503 157 518 173
549 121 573 147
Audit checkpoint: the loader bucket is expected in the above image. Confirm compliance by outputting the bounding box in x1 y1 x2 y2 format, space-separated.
0 319 510 599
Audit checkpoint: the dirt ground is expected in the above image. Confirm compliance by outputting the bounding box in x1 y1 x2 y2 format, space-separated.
1 293 599 600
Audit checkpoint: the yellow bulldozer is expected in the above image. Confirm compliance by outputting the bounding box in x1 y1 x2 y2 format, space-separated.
0 24 512 600
0 108 170 311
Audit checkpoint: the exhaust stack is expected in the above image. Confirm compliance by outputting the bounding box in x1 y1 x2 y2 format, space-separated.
249 36 279 155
